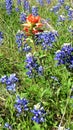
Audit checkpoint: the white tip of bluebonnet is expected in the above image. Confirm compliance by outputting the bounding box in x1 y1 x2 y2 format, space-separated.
63 43 71 46
58 125 65 130
34 103 41 110
55 50 61 53
26 53 32 58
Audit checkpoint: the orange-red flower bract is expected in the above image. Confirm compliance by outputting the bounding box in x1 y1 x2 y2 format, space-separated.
23 14 44 35
32 29 39 34
26 14 41 24
36 23 43 28
32 28 43 34
23 27 30 36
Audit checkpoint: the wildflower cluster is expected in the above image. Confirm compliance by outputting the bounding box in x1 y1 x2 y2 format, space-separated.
14 96 29 115
25 53 43 77
31 103 46 123
1 0 73 129
14 96 46 124
16 13 58 78
55 43 73 70
35 31 57 50
0 74 18 92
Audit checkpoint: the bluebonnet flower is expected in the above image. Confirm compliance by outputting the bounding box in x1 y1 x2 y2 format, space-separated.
6 74 18 92
5 74 18 85
4 123 12 130
5 0 13 14
25 53 43 77
17 0 21 5
70 96 73 98
23 43 31 52
64 5 70 10
0 31 3 45
23 0 30 12
14 96 29 114
68 26 73 35
54 43 73 70
68 8 73 20
0 75 7 83
20 12 27 23
51 76 58 81
15 7 20 12
6 83 16 91
72 86 73 91
38 66 43 75
0 74 18 92
31 103 46 123
46 0 51 4
58 15 66 21
32 6 38 16
50 3 61 13
16 30 26 51
35 31 56 50
36 0 44 6
58 0 64 4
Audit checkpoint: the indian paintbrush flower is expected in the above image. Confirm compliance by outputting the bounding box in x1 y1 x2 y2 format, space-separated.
23 14 43 36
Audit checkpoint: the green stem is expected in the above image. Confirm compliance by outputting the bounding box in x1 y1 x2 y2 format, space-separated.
59 86 72 127
0 96 5 101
